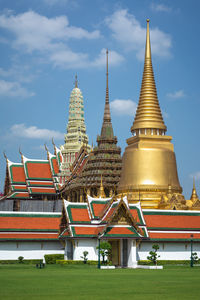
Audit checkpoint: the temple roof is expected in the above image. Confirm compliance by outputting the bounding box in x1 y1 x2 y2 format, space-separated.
59 196 148 239
0 211 61 241
2 147 61 200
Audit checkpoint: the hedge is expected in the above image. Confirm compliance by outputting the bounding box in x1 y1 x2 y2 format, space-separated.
56 260 98 265
44 254 64 264
138 260 200 265
0 259 43 265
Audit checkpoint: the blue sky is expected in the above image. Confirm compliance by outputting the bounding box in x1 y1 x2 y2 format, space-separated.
0 0 199 199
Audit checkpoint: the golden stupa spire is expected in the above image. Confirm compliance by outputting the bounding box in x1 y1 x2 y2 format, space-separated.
131 19 166 134
190 178 199 202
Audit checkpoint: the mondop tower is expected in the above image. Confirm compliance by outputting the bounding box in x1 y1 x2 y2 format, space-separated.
118 20 186 209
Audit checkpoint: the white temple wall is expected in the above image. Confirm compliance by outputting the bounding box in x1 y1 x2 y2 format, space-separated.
73 239 98 261
0 241 64 260
138 241 200 261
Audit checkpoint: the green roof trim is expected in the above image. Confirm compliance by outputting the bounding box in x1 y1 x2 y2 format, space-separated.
143 211 200 216
0 229 58 232
0 213 61 218
66 204 90 224
90 200 109 218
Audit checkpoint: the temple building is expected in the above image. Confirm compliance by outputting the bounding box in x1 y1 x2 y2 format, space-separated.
61 50 122 201
1 19 200 266
59 76 91 185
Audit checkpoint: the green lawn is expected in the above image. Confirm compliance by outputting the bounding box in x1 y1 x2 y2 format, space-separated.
0 264 200 300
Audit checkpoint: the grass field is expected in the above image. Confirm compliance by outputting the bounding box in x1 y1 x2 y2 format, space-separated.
0 264 200 300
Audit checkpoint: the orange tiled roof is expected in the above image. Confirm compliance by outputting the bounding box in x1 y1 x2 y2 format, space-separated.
28 187 56 194
0 214 60 230
70 207 90 222
25 161 52 180
144 212 200 229
149 232 200 240
10 165 26 183
0 233 59 240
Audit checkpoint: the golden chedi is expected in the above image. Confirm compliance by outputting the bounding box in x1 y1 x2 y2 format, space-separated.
118 20 186 209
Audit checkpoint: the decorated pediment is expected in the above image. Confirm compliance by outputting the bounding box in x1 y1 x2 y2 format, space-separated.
107 200 138 229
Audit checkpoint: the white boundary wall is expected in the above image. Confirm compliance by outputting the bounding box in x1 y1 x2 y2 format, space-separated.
138 241 200 261
72 239 98 261
0 241 64 260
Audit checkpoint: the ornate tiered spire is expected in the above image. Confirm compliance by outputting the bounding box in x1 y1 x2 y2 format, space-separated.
100 49 114 139
131 19 166 134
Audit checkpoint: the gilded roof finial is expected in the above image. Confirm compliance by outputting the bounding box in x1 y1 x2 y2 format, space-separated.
75 74 78 88
44 143 50 160
190 177 199 202
131 19 166 133
99 174 106 198
19 147 23 163
3 151 8 162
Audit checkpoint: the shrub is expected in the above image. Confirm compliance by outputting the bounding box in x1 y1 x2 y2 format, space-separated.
56 260 98 265
147 244 160 265
138 260 197 266
0 259 43 265
44 254 64 264
18 256 24 263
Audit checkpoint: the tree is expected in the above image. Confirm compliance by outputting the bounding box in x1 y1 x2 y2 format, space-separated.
191 252 199 264
80 251 88 264
96 241 111 264
147 244 160 265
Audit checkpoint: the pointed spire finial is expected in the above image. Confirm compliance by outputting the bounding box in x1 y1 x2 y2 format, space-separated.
99 174 106 198
3 151 8 161
102 49 111 124
75 74 78 88
19 147 23 163
190 177 199 202
145 19 151 60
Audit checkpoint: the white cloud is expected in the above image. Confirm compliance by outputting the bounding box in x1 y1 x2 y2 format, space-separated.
0 11 126 70
0 79 34 98
151 3 171 12
190 172 200 180
0 65 35 83
10 124 64 140
91 48 124 67
0 11 100 53
50 48 124 69
110 99 137 116
105 9 172 60
167 90 186 99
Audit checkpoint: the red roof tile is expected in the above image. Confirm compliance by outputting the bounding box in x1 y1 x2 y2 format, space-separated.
25 162 52 180
10 165 26 183
149 232 200 240
0 216 60 230
29 187 56 194
144 213 200 229
0 233 58 240
70 208 90 222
